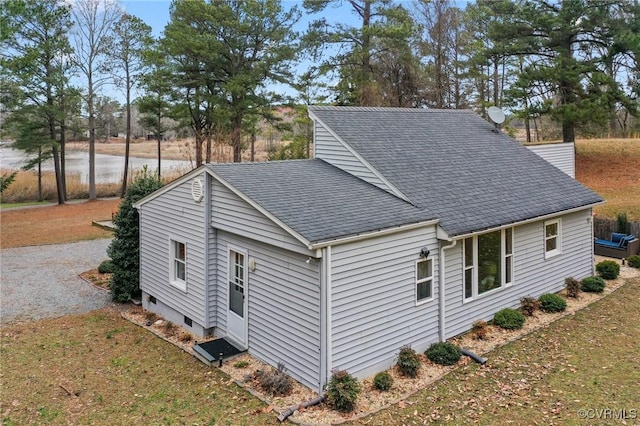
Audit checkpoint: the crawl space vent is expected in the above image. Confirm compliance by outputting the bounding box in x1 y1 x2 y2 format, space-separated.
191 178 204 203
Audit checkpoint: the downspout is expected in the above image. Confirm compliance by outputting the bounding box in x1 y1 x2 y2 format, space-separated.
439 240 457 342
203 172 212 328
319 245 332 392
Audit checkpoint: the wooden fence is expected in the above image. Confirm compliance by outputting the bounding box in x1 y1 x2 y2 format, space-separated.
593 217 640 240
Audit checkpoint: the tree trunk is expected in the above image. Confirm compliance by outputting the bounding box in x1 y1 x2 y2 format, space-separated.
157 134 161 178
37 148 43 202
232 112 243 163
88 72 96 200
250 132 255 162
121 74 131 197
59 92 67 200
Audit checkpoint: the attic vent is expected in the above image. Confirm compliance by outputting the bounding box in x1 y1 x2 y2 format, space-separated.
191 178 204 203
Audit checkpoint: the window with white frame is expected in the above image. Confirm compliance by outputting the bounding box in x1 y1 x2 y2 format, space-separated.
464 228 513 301
416 258 433 303
544 219 561 258
170 240 186 291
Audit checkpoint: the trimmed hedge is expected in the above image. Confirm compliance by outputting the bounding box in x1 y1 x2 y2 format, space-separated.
538 293 567 312
596 260 620 280
494 308 526 330
425 342 461 366
628 255 640 269
373 372 393 391
581 276 606 293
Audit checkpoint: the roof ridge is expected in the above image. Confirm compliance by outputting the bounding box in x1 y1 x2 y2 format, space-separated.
309 106 473 113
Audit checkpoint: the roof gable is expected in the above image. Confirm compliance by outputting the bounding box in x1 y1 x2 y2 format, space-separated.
308 106 603 236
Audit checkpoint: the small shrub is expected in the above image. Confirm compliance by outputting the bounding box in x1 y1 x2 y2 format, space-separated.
471 320 489 340
255 362 292 396
326 369 361 412
97 259 115 274
425 342 461 366
581 276 606 293
494 308 526 330
565 277 581 298
233 360 250 369
616 212 629 234
628 255 640 269
538 293 567 312
519 296 540 317
396 345 421 377
372 371 393 391
144 311 158 322
596 260 620 280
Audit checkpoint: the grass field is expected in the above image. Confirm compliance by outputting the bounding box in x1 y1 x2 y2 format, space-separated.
1 280 638 425
575 138 640 220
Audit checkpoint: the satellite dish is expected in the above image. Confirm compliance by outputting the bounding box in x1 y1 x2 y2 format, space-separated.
487 106 505 124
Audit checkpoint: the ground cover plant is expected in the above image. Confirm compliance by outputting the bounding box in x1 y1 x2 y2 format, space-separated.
373 372 393 391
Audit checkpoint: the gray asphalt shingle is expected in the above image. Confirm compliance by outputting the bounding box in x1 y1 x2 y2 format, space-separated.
309 106 603 236
207 160 435 244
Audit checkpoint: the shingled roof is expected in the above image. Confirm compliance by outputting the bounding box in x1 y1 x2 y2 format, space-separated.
308 106 603 237
207 159 435 245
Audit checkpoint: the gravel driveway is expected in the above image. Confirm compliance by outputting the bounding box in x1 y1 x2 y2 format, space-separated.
0 239 113 325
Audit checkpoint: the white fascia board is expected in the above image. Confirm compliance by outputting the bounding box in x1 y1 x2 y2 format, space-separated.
450 202 604 240
309 218 439 249
207 169 314 250
308 110 412 204
133 165 206 209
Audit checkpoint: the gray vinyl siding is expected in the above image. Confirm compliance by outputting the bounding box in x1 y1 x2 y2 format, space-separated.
216 231 321 390
330 226 439 378
444 209 593 338
313 121 395 194
211 180 313 256
139 172 209 327
526 143 575 178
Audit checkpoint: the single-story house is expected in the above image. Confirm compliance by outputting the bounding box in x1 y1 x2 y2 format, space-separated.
134 106 603 393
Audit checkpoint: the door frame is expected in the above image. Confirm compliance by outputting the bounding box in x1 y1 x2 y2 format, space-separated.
226 244 248 348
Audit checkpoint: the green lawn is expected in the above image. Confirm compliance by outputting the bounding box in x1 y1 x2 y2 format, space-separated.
2 278 639 425
0 200 50 209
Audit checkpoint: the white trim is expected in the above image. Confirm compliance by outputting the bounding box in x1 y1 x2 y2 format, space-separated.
169 238 187 293
310 219 440 249
308 111 412 203
226 244 248 348
451 203 602 240
439 240 457 341
325 246 332 388
544 218 562 259
462 228 513 303
415 257 434 305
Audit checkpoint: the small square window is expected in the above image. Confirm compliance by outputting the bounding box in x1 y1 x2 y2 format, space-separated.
544 219 561 258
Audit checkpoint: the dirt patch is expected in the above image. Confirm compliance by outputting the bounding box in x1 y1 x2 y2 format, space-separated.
0 199 119 249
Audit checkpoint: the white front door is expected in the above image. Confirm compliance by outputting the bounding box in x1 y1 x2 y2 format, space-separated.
227 248 247 347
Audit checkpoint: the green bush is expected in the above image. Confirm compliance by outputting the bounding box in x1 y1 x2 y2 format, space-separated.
596 260 620 280
326 369 361 412
494 308 526 330
538 293 567 312
108 167 164 302
425 342 461 366
396 345 421 378
627 255 640 269
372 372 393 391
97 260 115 274
519 296 539 316
581 276 606 293
565 277 581 298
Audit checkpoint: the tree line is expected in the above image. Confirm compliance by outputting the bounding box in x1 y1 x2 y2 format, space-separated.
2 0 639 204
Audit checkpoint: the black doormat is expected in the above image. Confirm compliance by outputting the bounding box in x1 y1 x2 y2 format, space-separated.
195 338 244 362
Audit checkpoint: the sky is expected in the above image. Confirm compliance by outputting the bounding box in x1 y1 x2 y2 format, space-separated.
114 0 359 102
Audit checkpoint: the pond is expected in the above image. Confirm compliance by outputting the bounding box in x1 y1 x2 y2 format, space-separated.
0 144 193 184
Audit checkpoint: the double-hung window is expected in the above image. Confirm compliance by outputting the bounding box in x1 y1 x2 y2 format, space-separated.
464 228 513 301
416 258 433 303
170 240 187 291
544 219 561 258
